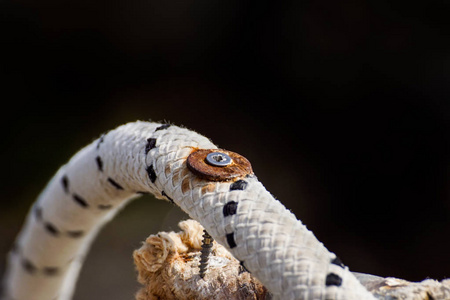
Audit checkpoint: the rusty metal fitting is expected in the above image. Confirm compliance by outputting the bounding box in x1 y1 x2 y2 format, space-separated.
186 149 253 181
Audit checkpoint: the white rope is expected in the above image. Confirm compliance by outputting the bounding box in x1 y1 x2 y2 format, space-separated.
1 121 376 300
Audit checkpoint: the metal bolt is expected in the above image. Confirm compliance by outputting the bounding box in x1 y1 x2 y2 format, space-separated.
205 152 232 167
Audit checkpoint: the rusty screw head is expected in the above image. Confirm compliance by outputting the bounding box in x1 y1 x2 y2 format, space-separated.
187 149 253 181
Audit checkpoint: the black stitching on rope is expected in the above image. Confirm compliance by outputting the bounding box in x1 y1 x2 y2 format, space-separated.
34 206 43 221
325 273 343 286
44 223 60 236
226 232 237 248
98 204 113 210
145 138 157 155
147 165 157 183
34 205 84 238
223 201 238 217
107 177 124 190
96 156 103 172
22 259 37 274
21 257 61 276
66 230 84 238
161 191 174 204
96 134 105 149
72 194 88 208
61 175 69 194
230 180 248 191
331 256 345 268
43 267 59 276
155 124 171 131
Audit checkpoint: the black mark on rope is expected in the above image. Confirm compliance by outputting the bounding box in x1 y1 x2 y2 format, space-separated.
72 194 88 208
230 180 248 191
98 204 113 210
239 261 249 274
226 232 237 248
96 156 103 172
107 177 124 190
34 206 43 221
331 256 345 268
44 223 60 236
223 201 238 217
155 124 171 131
43 267 59 276
61 176 69 194
22 259 37 274
325 273 343 286
147 165 157 183
67 230 84 238
161 191 174 204
145 138 157 155
96 134 105 149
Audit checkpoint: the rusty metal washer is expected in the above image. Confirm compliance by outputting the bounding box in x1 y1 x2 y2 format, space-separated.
186 149 253 181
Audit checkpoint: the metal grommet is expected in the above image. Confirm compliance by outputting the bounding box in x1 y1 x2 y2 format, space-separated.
206 152 232 167
186 149 253 181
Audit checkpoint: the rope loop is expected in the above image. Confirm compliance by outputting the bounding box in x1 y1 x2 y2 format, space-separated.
2 121 375 300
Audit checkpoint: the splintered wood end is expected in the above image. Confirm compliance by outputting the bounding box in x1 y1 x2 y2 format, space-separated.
133 219 270 300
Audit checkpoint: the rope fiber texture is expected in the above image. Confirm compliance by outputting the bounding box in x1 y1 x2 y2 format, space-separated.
1 121 376 300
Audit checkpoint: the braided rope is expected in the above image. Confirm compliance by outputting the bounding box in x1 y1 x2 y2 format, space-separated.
1 121 375 300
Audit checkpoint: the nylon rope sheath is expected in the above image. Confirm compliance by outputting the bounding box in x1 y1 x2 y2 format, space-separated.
1 121 376 300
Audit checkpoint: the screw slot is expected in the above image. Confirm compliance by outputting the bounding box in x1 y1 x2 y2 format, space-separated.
206 152 232 167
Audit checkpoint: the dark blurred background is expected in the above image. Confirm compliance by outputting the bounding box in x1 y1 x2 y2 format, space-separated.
1 0 449 299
